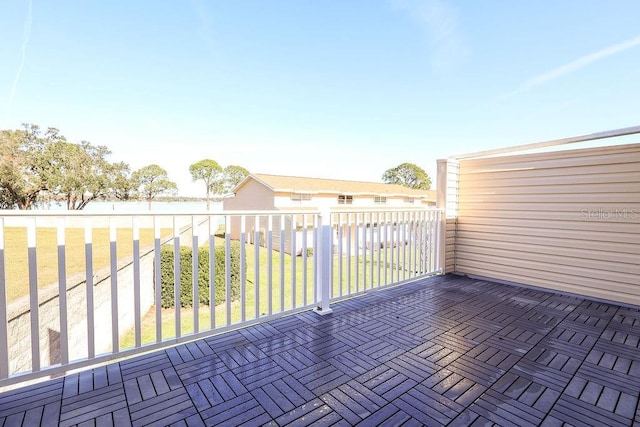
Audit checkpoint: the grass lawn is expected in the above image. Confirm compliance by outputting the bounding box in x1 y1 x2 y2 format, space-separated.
120 241 410 348
3 227 169 302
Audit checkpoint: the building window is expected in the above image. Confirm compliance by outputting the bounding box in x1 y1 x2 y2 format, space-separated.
291 193 312 201
338 195 353 204
374 196 387 204
404 197 415 204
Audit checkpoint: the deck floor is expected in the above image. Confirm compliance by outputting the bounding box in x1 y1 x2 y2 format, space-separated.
1 275 639 426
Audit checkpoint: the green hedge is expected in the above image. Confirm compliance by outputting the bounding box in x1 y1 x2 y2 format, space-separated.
159 242 242 308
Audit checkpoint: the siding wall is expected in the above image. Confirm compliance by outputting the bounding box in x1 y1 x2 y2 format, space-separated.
451 143 640 305
223 180 275 239
223 180 275 211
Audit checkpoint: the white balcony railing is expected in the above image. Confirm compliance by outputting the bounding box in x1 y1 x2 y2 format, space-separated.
0 207 443 387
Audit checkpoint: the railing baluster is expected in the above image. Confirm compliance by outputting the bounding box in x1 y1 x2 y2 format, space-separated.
408 212 412 279
435 210 443 272
27 218 41 371
279 216 285 312
154 217 162 343
399 212 403 280
240 215 246 323
313 214 319 304
369 212 374 288
291 215 296 309
415 211 421 275
57 218 69 365
302 214 308 306
225 216 231 326
173 217 181 338
425 211 431 273
378 213 382 285
316 209 332 313
209 216 216 329
383 212 389 286
394 212 400 283
254 215 260 319
374 212 377 286
408 211 414 278
430 210 435 272
0 218 9 378
355 213 359 293
337 213 343 298
133 217 142 346
191 216 199 334
419 211 424 274
398 212 403 281
109 218 119 353
346 213 352 295
84 218 95 359
362 214 367 290
417 211 422 274
433 210 438 272
420 211 425 274
418 211 424 274
267 215 273 316
402 212 407 281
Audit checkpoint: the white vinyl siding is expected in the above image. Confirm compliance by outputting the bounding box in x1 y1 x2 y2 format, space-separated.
223 179 275 210
451 143 640 305
223 180 276 239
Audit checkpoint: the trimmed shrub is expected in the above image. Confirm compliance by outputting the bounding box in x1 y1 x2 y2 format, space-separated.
159 242 242 308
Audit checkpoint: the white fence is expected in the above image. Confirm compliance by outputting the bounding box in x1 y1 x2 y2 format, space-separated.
0 208 442 387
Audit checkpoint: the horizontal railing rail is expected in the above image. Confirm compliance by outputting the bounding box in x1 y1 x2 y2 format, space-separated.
0 207 443 388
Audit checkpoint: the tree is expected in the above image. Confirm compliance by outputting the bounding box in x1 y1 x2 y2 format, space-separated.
0 187 14 209
132 164 178 210
0 124 57 209
222 165 249 193
209 164 250 197
1 124 134 210
189 159 222 210
109 162 137 201
45 140 115 210
382 162 431 190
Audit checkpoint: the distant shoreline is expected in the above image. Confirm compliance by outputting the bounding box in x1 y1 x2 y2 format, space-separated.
31 200 224 213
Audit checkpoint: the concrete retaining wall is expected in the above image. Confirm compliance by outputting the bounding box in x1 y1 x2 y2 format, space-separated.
7 246 156 375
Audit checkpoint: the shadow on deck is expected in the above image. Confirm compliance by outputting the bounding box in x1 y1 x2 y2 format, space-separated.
1 275 639 426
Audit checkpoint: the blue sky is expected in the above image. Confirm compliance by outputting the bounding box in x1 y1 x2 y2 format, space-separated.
2 1 639 196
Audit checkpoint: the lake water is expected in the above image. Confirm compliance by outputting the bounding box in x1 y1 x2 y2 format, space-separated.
39 200 224 213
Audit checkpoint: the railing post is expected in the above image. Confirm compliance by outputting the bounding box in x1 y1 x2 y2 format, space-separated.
437 158 459 274
315 209 332 314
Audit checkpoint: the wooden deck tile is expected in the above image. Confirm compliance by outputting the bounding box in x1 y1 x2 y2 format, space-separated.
119 352 172 381
549 394 632 427
128 387 197 427
399 383 464 424
174 354 228 386
199 392 267 425
1 274 640 426
0 378 63 417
